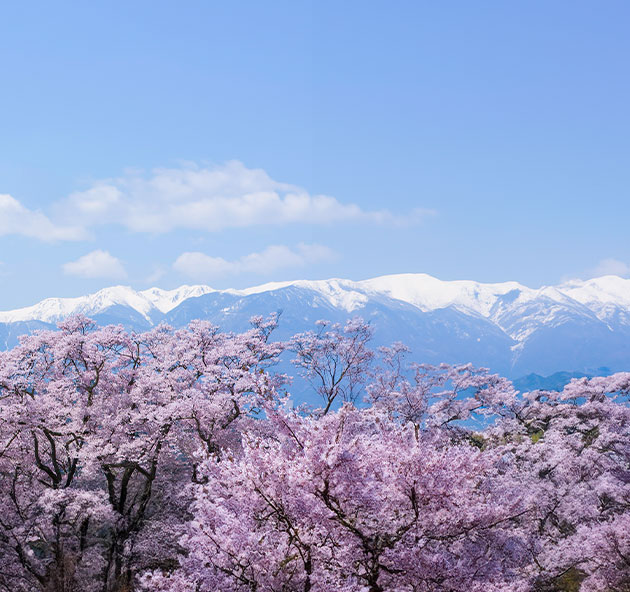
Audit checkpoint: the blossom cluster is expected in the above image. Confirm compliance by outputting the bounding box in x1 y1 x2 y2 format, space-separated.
0 316 629 592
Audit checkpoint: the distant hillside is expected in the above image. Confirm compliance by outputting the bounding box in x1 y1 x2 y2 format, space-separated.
511 369 615 392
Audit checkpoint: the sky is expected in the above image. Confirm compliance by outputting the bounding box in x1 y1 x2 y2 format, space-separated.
1 1 629 309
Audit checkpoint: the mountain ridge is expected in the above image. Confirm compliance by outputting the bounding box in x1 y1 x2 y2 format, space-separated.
1 273 629 377
2 273 628 326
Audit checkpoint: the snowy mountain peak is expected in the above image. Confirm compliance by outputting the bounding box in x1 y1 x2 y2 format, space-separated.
1 273 629 377
559 276 630 307
0 285 221 325
358 274 528 318
140 285 216 313
1 272 629 330
0 285 158 324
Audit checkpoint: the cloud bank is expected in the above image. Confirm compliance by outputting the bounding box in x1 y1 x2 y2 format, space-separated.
0 194 85 241
63 250 127 280
57 161 429 233
173 243 335 281
589 258 630 278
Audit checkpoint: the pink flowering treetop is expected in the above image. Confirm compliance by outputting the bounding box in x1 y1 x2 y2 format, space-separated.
289 318 374 415
2 314 630 592
0 314 283 592
159 401 529 592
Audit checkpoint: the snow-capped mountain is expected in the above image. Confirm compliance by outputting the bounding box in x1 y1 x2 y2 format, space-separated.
1 273 629 377
0 285 215 324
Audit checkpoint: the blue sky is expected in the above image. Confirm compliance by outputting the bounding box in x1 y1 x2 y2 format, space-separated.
1 1 629 308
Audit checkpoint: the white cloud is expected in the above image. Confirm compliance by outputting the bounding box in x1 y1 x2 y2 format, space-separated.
63 250 127 280
0 194 86 241
145 265 167 284
589 258 630 278
565 258 630 282
1 162 433 249
173 243 336 281
57 161 428 233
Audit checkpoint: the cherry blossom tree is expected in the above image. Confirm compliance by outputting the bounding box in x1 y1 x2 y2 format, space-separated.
0 315 283 592
289 318 374 415
160 403 528 592
2 314 630 592
487 373 630 591
169 334 630 592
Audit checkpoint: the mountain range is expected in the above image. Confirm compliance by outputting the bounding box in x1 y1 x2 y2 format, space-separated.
1 273 629 379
